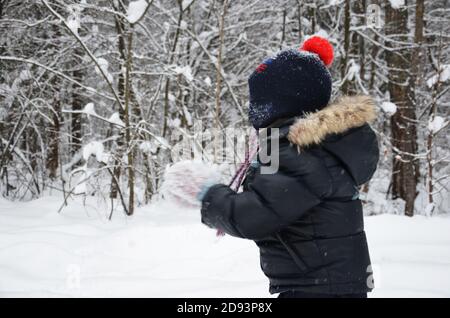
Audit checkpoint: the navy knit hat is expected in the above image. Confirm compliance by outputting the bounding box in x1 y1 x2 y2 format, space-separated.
248 36 334 129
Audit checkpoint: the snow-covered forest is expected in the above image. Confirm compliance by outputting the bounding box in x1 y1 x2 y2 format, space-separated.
0 0 448 216
0 0 449 298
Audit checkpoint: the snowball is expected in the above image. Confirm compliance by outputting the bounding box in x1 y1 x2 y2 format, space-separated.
83 103 96 116
127 0 148 24
83 141 105 162
108 112 125 127
160 160 222 208
388 0 405 9
381 102 397 116
428 116 447 133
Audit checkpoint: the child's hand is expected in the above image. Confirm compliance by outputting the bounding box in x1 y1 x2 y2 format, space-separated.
160 161 222 208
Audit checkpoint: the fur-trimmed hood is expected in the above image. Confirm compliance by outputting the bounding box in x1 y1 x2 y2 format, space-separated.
287 95 377 147
258 95 379 185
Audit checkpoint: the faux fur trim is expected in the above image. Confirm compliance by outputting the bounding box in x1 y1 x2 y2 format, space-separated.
287 95 377 147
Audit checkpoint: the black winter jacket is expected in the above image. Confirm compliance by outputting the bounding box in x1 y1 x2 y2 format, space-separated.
201 96 379 295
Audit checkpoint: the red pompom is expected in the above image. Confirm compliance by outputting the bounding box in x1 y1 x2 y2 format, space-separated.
300 36 334 67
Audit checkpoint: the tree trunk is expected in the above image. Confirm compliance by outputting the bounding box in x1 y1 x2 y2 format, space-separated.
280 8 287 50
71 48 83 157
385 1 420 217
297 0 303 43
46 23 62 180
215 0 228 131
110 6 128 204
341 0 351 94
124 30 135 215
46 93 61 180
307 1 316 34
162 0 184 140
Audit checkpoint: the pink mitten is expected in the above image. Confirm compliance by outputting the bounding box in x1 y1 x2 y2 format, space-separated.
160 161 222 208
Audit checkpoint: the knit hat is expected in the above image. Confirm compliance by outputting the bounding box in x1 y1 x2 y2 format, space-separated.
248 36 334 129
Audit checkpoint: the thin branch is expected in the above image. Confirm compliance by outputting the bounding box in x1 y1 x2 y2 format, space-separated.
41 0 125 109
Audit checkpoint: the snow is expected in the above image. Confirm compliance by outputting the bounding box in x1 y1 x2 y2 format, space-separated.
82 141 106 163
182 105 193 126
204 77 212 87
73 177 87 195
179 21 188 30
427 64 450 88
182 0 194 11
346 59 360 81
108 112 125 127
154 136 170 149
315 29 329 39
328 0 341 6
425 203 436 217
127 0 149 24
388 0 405 9
19 69 31 81
381 101 397 116
66 4 81 36
428 116 447 134
83 102 96 116
440 64 450 82
95 57 113 83
67 15 80 35
366 214 450 297
173 65 194 82
139 141 157 154
303 30 329 43
168 93 176 103
0 196 449 297
171 118 181 128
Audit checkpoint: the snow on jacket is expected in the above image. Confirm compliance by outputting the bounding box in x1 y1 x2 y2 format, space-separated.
201 95 379 295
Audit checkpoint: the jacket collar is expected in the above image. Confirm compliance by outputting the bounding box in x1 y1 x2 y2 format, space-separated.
286 95 377 147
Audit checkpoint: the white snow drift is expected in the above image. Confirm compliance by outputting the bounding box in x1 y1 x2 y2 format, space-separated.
0 196 449 298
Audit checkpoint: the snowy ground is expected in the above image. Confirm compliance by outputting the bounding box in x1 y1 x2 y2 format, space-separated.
0 196 449 298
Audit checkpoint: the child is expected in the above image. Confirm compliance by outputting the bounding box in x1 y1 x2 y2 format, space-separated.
186 37 378 298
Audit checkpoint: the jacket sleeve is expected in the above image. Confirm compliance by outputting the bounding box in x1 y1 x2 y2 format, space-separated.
200 172 321 240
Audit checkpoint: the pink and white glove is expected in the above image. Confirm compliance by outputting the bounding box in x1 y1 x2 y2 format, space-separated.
160 161 222 208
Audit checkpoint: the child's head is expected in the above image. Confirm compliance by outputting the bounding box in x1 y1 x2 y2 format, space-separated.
248 36 334 129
